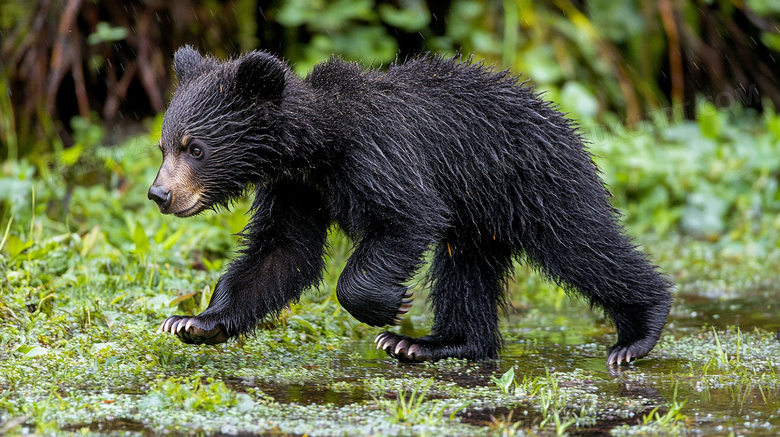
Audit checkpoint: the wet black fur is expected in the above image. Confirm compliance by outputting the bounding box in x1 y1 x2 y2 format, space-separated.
157 46 673 363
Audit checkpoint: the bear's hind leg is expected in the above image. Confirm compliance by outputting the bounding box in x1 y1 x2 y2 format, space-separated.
376 240 512 362
522 205 672 366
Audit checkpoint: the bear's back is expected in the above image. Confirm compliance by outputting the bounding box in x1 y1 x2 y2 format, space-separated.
305 56 522 102
300 56 600 243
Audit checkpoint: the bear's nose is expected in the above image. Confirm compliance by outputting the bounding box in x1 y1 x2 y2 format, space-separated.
148 185 172 212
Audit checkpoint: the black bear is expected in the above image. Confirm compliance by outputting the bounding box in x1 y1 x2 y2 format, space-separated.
150 46 672 366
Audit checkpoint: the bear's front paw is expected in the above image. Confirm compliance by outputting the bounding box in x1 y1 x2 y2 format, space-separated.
160 316 229 345
393 289 414 324
338 283 414 327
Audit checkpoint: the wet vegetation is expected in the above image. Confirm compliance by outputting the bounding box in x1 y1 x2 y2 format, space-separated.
2 0 780 435
2 105 779 435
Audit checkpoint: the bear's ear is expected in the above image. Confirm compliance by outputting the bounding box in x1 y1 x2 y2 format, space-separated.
173 46 215 84
235 51 287 101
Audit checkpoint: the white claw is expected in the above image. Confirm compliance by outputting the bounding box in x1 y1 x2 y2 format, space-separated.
185 318 196 331
173 319 185 333
394 339 409 355
162 319 173 332
407 344 421 359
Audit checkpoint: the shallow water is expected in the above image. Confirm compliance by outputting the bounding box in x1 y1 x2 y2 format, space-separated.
673 288 780 332
46 286 780 436
354 287 778 435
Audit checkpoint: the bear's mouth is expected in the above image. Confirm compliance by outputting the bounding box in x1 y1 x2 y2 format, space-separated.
169 192 206 217
172 202 204 217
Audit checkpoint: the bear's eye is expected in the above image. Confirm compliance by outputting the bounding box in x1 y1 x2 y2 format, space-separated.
190 146 203 159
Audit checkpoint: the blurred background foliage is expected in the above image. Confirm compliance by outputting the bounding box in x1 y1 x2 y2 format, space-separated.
2 0 779 155
0 0 779 242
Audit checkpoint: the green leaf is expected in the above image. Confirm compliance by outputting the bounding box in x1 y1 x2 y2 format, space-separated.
560 81 599 119
161 225 185 250
521 46 563 84
697 101 722 139
133 220 150 257
3 234 31 257
276 0 313 27
70 116 104 147
87 21 128 45
379 3 430 32
490 367 515 394
90 342 116 355
20 345 49 357
471 30 501 55
58 143 85 167
586 0 644 42
761 32 780 53
746 0 780 15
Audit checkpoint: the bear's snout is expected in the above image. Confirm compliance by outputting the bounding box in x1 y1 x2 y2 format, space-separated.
148 185 172 212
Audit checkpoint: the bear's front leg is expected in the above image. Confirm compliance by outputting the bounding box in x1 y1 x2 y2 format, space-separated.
336 227 430 327
161 182 329 344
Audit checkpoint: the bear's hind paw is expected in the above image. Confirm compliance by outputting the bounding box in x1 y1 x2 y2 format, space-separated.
607 337 659 366
375 332 431 362
374 331 496 362
160 315 229 345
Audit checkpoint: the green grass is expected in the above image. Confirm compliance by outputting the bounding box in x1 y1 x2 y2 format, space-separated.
1 107 780 435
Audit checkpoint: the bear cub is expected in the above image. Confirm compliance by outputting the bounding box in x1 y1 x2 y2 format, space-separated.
150 46 672 366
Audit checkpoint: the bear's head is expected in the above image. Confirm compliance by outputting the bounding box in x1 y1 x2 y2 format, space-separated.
148 46 288 217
